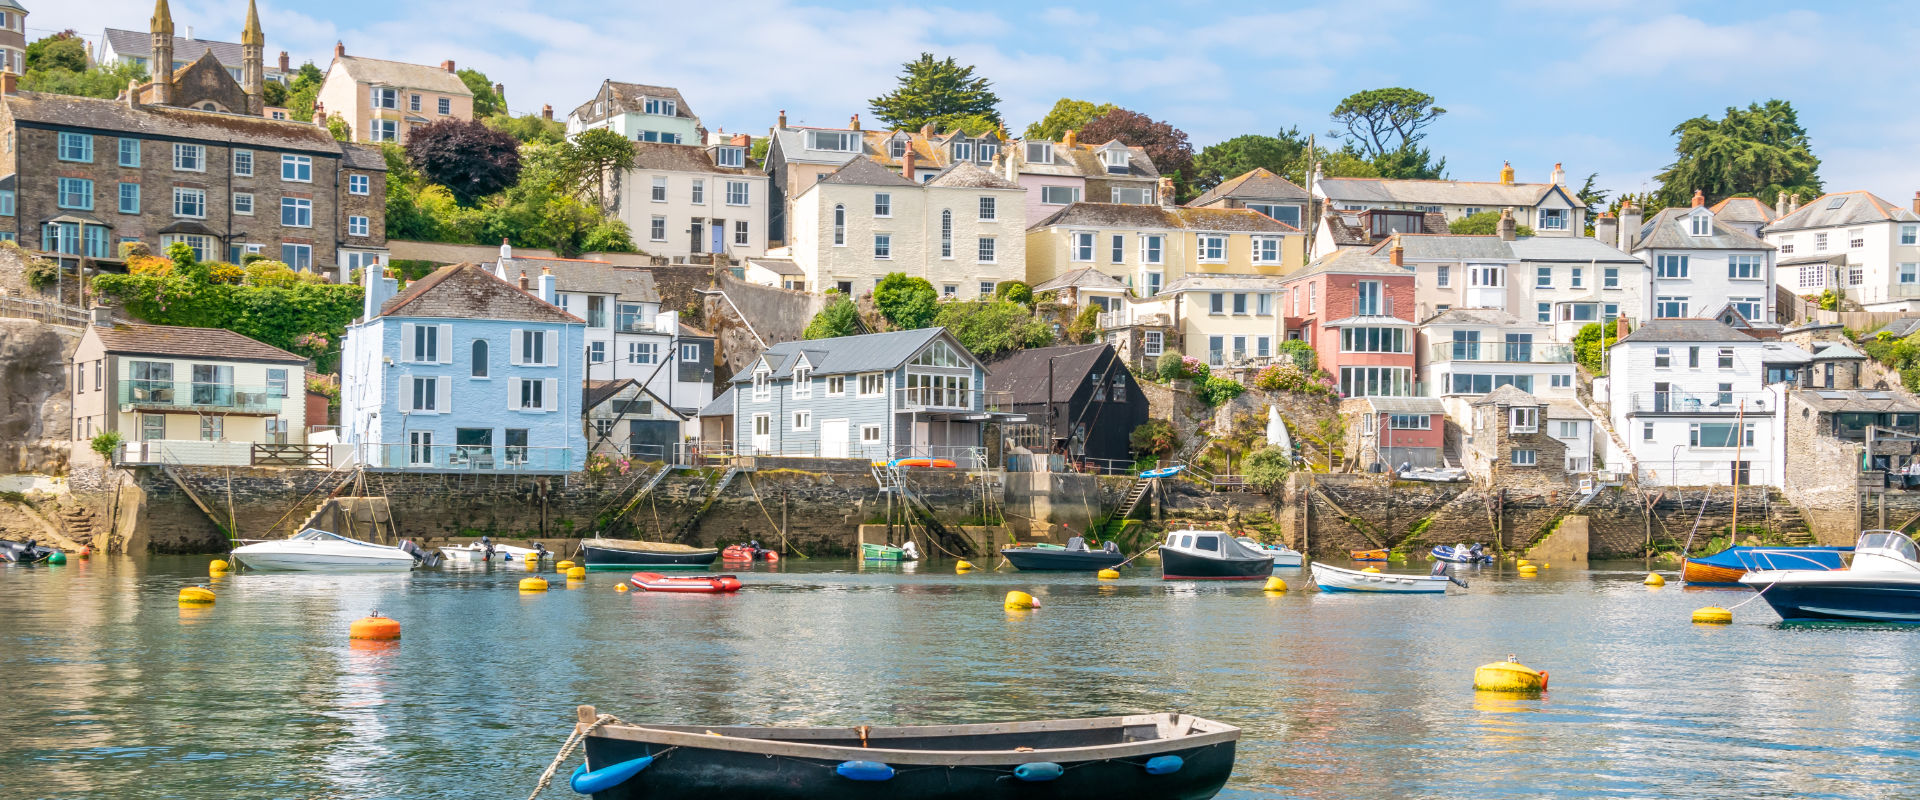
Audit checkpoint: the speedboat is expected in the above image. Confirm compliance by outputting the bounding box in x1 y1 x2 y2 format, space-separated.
231 528 437 571
440 539 548 564
1 538 59 563
1311 560 1462 594
1684 545 1850 585
1160 529 1273 580
580 538 718 570
1002 536 1125 571
1741 530 1920 623
1235 537 1303 569
1431 543 1493 564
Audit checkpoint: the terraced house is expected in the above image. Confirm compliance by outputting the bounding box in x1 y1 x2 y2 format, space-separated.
566 80 705 144
316 43 473 145
1025 202 1303 301
1311 162 1586 259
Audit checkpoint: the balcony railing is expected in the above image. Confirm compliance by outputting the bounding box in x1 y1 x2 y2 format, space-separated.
1629 391 1773 415
360 443 578 473
895 388 1014 413
118 381 284 415
1427 341 1574 364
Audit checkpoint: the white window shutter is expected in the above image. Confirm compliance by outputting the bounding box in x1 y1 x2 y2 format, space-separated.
400 323 415 363
545 378 558 411
545 331 558 367
509 329 523 366
438 324 453 363
508 378 520 411
437 377 452 414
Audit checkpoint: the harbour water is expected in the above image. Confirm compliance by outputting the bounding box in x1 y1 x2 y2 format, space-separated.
5 556 1920 799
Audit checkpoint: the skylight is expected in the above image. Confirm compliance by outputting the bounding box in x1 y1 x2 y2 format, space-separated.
1828 197 1848 210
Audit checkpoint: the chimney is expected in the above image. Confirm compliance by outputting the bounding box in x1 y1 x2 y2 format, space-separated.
777 109 787 129
1912 191 1919 215
312 100 325 126
538 266 557 306
0 70 15 96
1777 191 1789 217
1062 129 1077 148
1004 146 1018 182
1497 207 1517 241
1789 193 1802 213
849 113 860 131
518 270 530 290
494 83 504 100
1691 189 1705 208
89 306 112 328
1549 162 1564 186
901 148 916 180
334 41 344 59
1499 160 1514 186
500 237 513 262
1594 211 1617 245
919 121 935 137
1615 315 1630 342
125 77 140 107
362 261 398 319
1617 198 1642 251
186 25 194 40
1158 176 1175 207
1389 236 1405 266
278 51 289 72
541 104 552 120
441 59 456 73
730 132 750 147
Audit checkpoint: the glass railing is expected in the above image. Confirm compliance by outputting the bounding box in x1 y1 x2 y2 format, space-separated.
1630 391 1772 414
363 443 577 473
118 381 283 414
1427 342 1573 363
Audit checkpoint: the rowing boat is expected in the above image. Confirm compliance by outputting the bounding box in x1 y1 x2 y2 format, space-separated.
1310 561 1458 594
580 538 718 570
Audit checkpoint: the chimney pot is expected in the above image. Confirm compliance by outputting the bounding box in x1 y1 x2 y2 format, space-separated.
278 51 289 72
777 109 787 129
850 113 860 131
1912 191 1919 216
541 104 552 120
1691 189 1705 208
0 71 16 96
1389 237 1405 267
1499 160 1515 186
334 41 344 59
901 148 916 180
441 59 456 73
518 270 530 290
1062 129 1077 148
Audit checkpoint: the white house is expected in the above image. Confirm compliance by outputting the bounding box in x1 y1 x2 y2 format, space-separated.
1617 193 1777 326
1419 308 1576 419
1397 232 1648 341
567 80 704 144
1602 319 1790 487
610 140 768 264
1764 190 1920 312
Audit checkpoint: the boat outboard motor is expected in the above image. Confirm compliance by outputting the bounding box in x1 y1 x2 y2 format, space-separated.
1103 541 1119 554
399 539 440 567
481 536 496 561
900 540 920 560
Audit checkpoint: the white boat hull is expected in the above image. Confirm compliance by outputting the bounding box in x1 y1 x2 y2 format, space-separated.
232 528 421 571
439 543 542 563
1310 561 1452 593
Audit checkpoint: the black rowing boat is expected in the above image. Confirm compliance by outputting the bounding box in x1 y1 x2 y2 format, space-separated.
566 705 1239 800
579 538 718 570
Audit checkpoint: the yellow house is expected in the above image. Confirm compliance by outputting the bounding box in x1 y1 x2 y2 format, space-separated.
1025 202 1304 299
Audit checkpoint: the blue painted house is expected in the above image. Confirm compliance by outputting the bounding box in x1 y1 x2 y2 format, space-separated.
341 263 588 473
704 328 1010 466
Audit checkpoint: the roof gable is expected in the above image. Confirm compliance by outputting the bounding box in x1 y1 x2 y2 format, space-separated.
332 55 473 96
731 328 957 383
814 155 918 188
1766 190 1920 232
379 263 581 323
985 344 1115 402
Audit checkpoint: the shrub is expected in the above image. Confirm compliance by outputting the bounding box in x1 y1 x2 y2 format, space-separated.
934 300 1054 357
1252 361 1330 394
206 261 245 285
90 430 124 462
1129 418 1179 458
1276 339 1317 373
1183 356 1210 382
22 251 60 289
994 280 1032 305
873 272 939 329
1572 322 1615 375
1155 351 1185 382
1197 375 1244 406
803 296 861 340
1243 445 1293 492
1066 304 1102 344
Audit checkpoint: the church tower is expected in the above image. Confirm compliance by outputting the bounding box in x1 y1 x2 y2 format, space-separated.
149 0 174 105
240 0 264 115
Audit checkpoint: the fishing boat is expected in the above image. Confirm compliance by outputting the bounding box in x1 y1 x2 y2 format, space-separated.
1160 530 1273 580
628 572 743 594
562 704 1239 800
230 528 436 571
1349 548 1388 562
1430 543 1493 564
1001 537 1125 571
1235 537 1303 569
1741 530 1920 623
439 538 548 564
861 540 920 561
1 539 58 564
1311 561 1461 594
579 538 718 570
1683 545 1851 585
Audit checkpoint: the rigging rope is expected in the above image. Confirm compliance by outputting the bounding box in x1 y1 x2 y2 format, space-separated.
528 713 624 799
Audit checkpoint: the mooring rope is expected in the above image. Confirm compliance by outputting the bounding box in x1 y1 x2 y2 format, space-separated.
528 713 624 799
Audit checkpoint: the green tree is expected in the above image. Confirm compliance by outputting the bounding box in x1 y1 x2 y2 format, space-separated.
869 53 1002 132
1330 88 1446 159
567 128 637 211
873 273 939 329
933 300 1053 357
25 32 86 73
749 137 770 164
20 61 148 99
1243 445 1294 492
1023 98 1116 140
993 280 1032 305
1576 173 1609 234
325 113 349 141
90 430 125 462
486 112 565 145
1449 211 1535 237
457 68 506 118
1191 130 1310 196
1653 100 1821 207
803 295 861 340
262 80 288 107
1572 322 1617 375
1311 147 1380 181
1368 143 1446 180
285 62 325 121
1129 418 1179 458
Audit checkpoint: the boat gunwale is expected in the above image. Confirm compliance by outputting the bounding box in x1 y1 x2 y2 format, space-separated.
1310 561 1452 584
577 712 1240 767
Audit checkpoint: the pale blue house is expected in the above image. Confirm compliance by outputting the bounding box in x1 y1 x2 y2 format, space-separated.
341 263 588 473
706 328 1012 466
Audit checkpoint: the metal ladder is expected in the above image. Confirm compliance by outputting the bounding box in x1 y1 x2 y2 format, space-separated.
1113 477 1154 521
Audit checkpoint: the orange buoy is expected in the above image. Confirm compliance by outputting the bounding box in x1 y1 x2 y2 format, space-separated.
79 546 93 558
349 612 402 641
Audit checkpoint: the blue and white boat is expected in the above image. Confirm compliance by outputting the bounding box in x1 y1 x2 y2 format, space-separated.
1741 530 1920 623
1430 543 1493 564
1310 561 1461 594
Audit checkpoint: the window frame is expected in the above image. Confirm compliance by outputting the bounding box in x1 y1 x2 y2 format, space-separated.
173 143 205 172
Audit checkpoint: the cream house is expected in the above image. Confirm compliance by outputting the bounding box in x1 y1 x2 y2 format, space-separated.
789 156 1027 298
610 139 767 263
1102 274 1287 368
1764 190 1920 311
316 43 474 145
71 313 310 467
1026 202 1303 299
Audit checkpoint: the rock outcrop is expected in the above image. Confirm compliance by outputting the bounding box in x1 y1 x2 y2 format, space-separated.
0 319 79 474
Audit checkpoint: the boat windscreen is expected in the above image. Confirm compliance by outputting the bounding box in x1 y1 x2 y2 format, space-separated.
1858 531 1919 561
294 528 382 547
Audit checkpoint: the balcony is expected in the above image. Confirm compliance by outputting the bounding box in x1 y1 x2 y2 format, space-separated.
895 388 1017 413
1629 391 1774 415
119 381 284 416
1427 341 1574 364
361 443 578 473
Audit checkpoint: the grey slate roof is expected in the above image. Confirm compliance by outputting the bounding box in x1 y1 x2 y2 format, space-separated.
926 161 1022 190
1282 249 1413 281
1354 396 1446 414
1008 138 1159 182
1187 168 1310 208
746 258 804 276
1506 236 1642 263
381 263 581 323
1472 384 1542 407
769 126 864 166
583 379 636 410
1544 398 1591 420
1757 341 1814 364
340 142 389 171
1631 207 1773 252
103 28 249 70
331 55 472 95
500 258 659 302
814 156 918 188
1423 308 1529 327
731 328 952 383
1708 196 1778 225
986 344 1114 404
571 81 698 126
1386 235 1514 261
631 142 764 176
1615 319 1755 344
1030 203 1297 233
1159 273 1290 294
1873 318 1920 339
1317 177 1567 207
1032 267 1129 293
94 323 308 364
1765 191 1920 233
5 91 343 155
1794 389 1920 414
699 385 736 417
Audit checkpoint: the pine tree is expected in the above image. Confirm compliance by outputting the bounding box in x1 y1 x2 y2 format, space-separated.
869 53 1001 132
1653 100 1821 206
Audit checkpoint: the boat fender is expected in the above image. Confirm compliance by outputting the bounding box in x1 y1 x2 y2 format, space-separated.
48 551 67 565
1014 762 1064 782
1143 755 1184 775
836 760 895 781
569 755 654 794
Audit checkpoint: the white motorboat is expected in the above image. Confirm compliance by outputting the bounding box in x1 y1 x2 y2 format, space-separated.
439 539 548 564
1741 530 1920 623
1310 561 1460 594
1236 537 1304 569
231 528 431 571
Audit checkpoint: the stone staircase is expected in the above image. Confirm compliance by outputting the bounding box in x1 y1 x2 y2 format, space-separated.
58 505 101 547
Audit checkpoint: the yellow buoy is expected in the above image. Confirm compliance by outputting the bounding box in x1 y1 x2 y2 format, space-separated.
1644 572 1666 586
566 566 586 580
1542 563 1551 569
178 586 216 605
556 560 576 570
349 613 402 641
1263 576 1287 593
1474 655 1548 693
1361 567 1381 573
520 577 549 592
956 560 975 572
1004 590 1038 610
1097 568 1121 580
209 559 231 575
1693 606 1732 625
1517 559 1531 567
1518 565 1539 576
614 583 630 592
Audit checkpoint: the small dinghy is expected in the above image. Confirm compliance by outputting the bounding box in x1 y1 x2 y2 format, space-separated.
440 537 548 564
1235 537 1303 569
580 538 718 570
1160 530 1273 580
862 541 919 561
1002 536 1125 571
1139 465 1185 479
628 572 743 593
721 542 780 562
561 704 1239 800
1348 548 1388 562
1684 544 1850 585
1 538 59 564
1311 561 1462 594
1430 543 1493 564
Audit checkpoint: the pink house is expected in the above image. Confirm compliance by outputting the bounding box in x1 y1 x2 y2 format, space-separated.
1279 243 1419 398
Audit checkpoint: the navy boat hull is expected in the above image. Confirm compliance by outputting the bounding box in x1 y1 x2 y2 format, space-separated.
1751 582 1920 623
1001 548 1126 571
1160 548 1272 581
581 544 718 570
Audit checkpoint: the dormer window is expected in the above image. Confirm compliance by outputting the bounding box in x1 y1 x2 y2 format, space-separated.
1689 212 1711 236
643 97 676 117
808 131 858 152
952 139 974 162
1025 141 1053 164
977 141 998 163
715 147 744 168
889 138 907 159
594 101 604 117
1103 147 1129 173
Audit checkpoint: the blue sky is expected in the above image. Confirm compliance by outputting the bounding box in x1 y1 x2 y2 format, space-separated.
42 1 1920 203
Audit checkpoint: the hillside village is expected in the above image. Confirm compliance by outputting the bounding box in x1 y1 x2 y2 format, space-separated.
5 0 1919 558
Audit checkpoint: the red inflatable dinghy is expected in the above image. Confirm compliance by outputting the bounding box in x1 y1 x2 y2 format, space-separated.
629 572 743 593
721 544 780 562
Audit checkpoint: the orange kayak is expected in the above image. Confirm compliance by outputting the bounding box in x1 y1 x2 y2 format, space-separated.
891 458 957 468
1350 549 1388 561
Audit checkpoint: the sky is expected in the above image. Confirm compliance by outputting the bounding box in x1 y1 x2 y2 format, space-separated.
37 0 1920 204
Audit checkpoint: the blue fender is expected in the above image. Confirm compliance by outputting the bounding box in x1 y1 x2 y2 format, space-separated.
836 760 895 781
1013 762 1064 782
569 755 654 794
1144 755 1184 775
